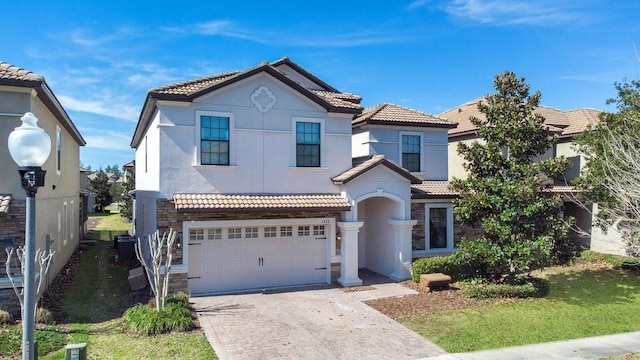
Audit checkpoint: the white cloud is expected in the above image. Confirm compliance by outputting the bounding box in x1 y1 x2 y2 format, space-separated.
408 0 431 10
57 94 139 122
82 130 133 151
439 0 588 26
166 19 419 48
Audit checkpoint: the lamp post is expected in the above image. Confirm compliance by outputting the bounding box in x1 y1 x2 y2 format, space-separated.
7 112 51 360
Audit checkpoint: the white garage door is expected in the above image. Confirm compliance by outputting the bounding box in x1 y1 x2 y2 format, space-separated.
187 218 332 295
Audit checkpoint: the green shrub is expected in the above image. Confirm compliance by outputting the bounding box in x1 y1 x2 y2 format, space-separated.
0 309 12 325
167 292 190 308
35 307 54 325
412 256 452 282
463 277 549 299
412 254 476 282
0 325 65 356
124 302 194 335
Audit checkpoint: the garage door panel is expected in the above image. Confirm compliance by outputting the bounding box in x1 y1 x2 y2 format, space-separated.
188 220 331 295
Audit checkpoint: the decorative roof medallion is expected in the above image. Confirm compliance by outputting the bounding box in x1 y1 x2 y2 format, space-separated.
251 85 276 113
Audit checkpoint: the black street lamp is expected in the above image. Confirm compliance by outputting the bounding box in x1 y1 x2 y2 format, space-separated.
7 112 51 360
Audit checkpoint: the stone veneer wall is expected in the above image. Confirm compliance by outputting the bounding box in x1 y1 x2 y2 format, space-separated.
156 199 342 293
410 202 484 255
0 200 26 316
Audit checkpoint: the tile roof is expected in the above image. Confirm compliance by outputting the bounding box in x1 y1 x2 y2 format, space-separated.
562 108 601 137
151 71 240 96
310 90 362 110
132 58 363 147
332 155 422 185
440 97 601 138
411 181 458 198
0 62 43 82
0 195 12 214
173 193 351 212
353 103 456 128
0 61 86 146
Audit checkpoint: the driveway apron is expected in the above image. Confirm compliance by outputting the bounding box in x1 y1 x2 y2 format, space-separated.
192 282 446 359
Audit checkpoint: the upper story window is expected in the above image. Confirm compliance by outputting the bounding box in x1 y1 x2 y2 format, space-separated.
401 134 421 172
196 111 235 166
56 127 62 173
201 115 230 165
296 121 321 167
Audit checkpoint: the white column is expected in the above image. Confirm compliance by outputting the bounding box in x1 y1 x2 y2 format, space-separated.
337 221 364 287
389 219 418 281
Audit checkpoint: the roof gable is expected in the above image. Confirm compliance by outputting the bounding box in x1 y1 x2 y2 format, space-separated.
131 58 362 147
332 155 421 185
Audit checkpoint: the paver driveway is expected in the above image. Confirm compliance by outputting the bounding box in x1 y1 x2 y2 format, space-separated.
192 280 446 360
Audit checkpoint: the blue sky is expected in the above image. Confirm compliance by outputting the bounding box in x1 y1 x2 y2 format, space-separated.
2 1 639 170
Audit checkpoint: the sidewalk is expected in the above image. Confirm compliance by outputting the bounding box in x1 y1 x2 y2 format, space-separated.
424 331 640 360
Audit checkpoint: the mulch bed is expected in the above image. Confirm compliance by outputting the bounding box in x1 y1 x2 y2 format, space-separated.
364 280 519 320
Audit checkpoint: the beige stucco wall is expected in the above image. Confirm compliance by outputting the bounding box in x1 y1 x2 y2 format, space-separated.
0 86 81 288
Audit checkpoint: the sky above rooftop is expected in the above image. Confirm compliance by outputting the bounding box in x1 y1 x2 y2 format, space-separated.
2 1 639 170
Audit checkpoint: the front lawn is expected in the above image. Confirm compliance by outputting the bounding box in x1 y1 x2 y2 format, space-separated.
400 258 640 352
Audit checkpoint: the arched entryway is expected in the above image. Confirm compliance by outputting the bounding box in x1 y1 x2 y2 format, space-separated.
337 191 416 286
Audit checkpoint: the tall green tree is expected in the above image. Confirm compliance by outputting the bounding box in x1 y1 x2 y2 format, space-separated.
573 80 640 255
120 167 135 220
451 71 571 282
90 171 112 212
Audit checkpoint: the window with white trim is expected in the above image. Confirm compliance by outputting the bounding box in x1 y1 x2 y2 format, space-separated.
401 134 421 172
228 228 242 239
264 226 277 237
207 228 222 240
189 229 204 241
245 227 258 238
280 226 293 237
298 225 310 236
313 225 325 236
413 203 454 253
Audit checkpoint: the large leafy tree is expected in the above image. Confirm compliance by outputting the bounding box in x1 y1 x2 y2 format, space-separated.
120 167 135 220
573 80 640 255
90 171 113 212
451 71 571 282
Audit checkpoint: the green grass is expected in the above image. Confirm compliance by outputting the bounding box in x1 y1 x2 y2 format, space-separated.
0 213 216 359
403 262 640 352
89 212 132 241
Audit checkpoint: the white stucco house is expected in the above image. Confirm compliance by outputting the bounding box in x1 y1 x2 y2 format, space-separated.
130 58 458 295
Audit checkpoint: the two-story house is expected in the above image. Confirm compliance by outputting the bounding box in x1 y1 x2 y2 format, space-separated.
440 98 624 255
130 58 450 295
0 61 86 316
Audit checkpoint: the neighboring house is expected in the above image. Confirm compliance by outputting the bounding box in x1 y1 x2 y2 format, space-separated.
130 57 456 295
122 160 135 182
79 167 95 236
0 61 86 316
440 98 624 255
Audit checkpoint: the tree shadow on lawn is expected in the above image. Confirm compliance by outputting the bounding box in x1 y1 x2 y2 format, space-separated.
544 267 640 307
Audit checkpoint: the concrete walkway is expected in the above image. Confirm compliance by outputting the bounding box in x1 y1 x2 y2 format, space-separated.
192 281 446 359
426 331 640 360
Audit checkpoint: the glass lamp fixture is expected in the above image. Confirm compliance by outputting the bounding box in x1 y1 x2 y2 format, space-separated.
8 112 51 168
